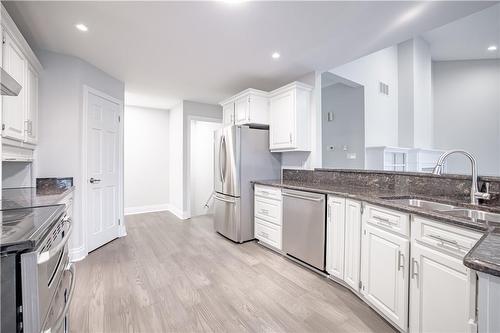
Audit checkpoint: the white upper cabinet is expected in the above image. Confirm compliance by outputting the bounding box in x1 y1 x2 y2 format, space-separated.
1 5 42 150
269 81 312 152
2 30 26 141
220 89 269 126
25 63 38 144
222 102 235 126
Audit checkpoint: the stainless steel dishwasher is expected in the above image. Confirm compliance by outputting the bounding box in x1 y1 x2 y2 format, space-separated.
282 189 326 271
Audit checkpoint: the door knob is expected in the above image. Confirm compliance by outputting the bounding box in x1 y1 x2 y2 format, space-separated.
89 178 101 184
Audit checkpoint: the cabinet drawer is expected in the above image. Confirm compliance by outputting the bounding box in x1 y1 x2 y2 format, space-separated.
364 204 410 237
255 185 282 201
412 216 481 258
255 217 282 250
255 196 281 225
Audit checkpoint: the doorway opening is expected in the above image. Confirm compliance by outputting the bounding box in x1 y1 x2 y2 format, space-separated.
189 119 223 217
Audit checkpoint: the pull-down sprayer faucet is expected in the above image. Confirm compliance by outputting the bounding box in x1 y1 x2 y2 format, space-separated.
432 150 491 205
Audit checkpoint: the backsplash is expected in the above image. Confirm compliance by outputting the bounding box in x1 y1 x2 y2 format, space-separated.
282 168 500 206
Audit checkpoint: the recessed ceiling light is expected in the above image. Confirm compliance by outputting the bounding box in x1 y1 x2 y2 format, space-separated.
271 52 280 59
487 45 498 51
75 23 88 32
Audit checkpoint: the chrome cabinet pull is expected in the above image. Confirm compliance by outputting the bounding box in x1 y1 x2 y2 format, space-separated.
373 215 396 227
428 234 459 246
411 258 419 279
89 178 101 184
398 251 404 271
260 209 269 215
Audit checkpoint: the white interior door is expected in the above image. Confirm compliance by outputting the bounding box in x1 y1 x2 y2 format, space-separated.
87 90 122 252
190 120 222 217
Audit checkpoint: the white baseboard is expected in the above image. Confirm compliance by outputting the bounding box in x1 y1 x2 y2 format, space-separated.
124 204 191 220
69 245 87 262
168 205 190 220
124 204 171 215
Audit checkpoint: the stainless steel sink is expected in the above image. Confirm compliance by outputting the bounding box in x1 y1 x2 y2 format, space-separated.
388 198 455 211
386 198 500 224
439 209 500 223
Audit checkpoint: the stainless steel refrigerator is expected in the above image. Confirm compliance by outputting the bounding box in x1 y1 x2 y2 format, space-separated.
214 125 281 243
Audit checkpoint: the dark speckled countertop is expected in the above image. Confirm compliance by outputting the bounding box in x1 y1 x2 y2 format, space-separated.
253 179 500 277
1 186 74 211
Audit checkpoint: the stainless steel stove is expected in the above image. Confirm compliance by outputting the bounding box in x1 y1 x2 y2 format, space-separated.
1 205 74 333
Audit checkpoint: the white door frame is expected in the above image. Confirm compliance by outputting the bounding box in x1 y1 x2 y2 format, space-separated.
81 85 126 257
186 115 222 219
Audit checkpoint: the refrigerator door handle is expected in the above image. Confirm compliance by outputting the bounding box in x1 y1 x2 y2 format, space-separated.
218 135 225 184
214 194 236 204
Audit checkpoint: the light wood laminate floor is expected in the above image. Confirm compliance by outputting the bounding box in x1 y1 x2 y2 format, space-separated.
70 212 396 333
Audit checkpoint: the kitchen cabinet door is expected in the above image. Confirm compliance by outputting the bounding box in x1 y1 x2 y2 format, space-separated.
2 31 26 141
326 196 345 279
222 103 235 125
234 96 249 125
25 63 38 144
344 200 362 291
361 223 409 331
269 91 294 150
410 242 475 333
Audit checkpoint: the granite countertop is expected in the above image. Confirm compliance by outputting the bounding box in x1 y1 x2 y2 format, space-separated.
1 186 74 211
253 179 500 277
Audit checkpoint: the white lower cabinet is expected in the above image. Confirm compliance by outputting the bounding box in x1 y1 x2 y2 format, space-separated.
409 243 475 333
409 216 481 333
254 185 282 251
344 200 362 291
326 196 346 279
326 196 362 292
361 222 409 331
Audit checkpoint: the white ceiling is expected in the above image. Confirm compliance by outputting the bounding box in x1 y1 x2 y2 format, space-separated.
4 1 496 109
422 3 500 61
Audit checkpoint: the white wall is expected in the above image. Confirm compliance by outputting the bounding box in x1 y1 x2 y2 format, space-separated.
330 46 399 147
322 83 365 169
124 105 169 214
168 102 184 218
398 37 433 148
433 59 500 176
37 50 125 260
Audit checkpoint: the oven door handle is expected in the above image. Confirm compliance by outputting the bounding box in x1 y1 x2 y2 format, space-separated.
45 263 76 333
37 220 72 264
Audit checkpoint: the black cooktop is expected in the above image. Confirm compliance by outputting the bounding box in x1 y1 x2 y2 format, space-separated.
0 205 65 253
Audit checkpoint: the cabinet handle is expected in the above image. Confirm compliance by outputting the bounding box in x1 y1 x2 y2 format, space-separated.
411 258 419 279
428 234 459 247
289 132 293 143
260 209 269 215
260 231 269 239
327 205 331 219
373 215 396 227
24 120 30 133
397 251 404 271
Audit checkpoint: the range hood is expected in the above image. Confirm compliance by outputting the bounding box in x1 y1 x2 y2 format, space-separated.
0 67 22 96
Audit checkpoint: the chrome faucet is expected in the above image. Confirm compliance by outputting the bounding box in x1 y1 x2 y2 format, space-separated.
432 150 491 205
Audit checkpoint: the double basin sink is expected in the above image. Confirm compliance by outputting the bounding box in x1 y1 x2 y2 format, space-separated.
387 198 500 224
